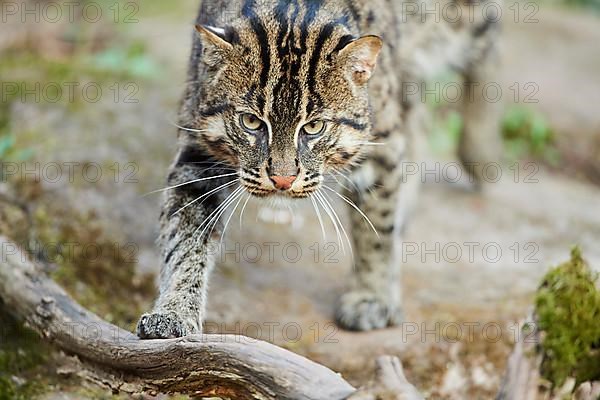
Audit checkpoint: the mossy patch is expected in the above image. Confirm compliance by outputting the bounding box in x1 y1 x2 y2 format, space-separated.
535 248 600 388
0 180 157 397
0 307 52 400
33 206 155 330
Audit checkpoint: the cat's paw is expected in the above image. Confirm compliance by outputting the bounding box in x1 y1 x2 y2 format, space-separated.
335 290 403 331
136 312 188 339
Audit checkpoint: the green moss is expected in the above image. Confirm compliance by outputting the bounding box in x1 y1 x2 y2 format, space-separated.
0 308 52 399
33 206 155 330
535 248 600 388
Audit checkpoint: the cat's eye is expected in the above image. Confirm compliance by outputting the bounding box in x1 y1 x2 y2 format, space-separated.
302 120 326 136
240 113 264 132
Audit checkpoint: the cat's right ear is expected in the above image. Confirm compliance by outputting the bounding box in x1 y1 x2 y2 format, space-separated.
337 35 383 85
195 25 233 63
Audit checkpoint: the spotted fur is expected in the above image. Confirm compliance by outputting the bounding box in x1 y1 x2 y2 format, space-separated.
137 0 502 338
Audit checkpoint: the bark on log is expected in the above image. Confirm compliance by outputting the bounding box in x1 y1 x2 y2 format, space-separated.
496 314 544 400
0 236 422 399
348 356 424 400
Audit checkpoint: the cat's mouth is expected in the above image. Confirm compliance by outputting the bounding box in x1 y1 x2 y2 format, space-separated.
240 180 320 199
242 186 319 199
240 170 322 199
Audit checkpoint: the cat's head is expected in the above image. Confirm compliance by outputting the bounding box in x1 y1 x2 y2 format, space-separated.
186 16 382 198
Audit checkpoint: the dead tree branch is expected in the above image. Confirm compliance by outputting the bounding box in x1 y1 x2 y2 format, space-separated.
0 236 422 399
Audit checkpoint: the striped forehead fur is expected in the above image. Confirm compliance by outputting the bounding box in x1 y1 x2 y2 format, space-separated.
233 0 362 119
188 0 379 178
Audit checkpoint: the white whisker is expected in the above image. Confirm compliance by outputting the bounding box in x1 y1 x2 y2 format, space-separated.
320 189 353 259
172 179 239 216
185 167 238 172
356 142 387 146
322 185 379 238
179 160 234 168
197 186 244 241
143 172 239 196
193 186 241 237
239 194 252 229
325 173 352 193
207 187 245 241
314 190 345 255
331 169 360 193
310 196 327 241
220 190 246 247
166 118 207 134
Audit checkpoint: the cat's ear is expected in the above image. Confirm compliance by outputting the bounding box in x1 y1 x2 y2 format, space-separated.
195 25 234 63
337 35 383 85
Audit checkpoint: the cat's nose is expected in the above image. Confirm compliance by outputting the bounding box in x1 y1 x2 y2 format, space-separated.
270 175 297 190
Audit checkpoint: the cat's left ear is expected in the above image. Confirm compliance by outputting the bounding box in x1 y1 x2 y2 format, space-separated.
337 35 383 85
195 25 236 68
196 25 233 51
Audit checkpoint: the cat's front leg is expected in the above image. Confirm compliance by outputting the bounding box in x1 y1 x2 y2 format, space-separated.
137 166 228 339
335 135 418 332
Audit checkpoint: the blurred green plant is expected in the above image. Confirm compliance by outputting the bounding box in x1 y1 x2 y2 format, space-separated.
429 110 463 155
535 248 600 388
87 41 160 80
0 134 34 163
502 106 559 164
427 102 560 165
560 0 600 11
424 73 560 164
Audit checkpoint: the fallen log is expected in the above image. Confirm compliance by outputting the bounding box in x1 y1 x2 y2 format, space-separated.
496 314 544 400
0 236 423 399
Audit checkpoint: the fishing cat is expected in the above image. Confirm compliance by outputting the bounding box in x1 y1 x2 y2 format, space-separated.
137 0 501 338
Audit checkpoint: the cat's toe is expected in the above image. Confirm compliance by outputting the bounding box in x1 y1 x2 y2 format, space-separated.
136 312 188 339
335 291 403 331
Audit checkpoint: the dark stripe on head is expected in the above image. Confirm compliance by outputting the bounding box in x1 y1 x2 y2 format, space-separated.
200 103 232 118
275 1 302 75
272 0 302 115
243 0 271 109
252 20 271 90
307 22 337 112
275 0 291 58
245 84 258 103
300 0 322 53
334 118 368 131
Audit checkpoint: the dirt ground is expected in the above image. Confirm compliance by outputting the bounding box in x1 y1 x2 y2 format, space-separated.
2 3 600 399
